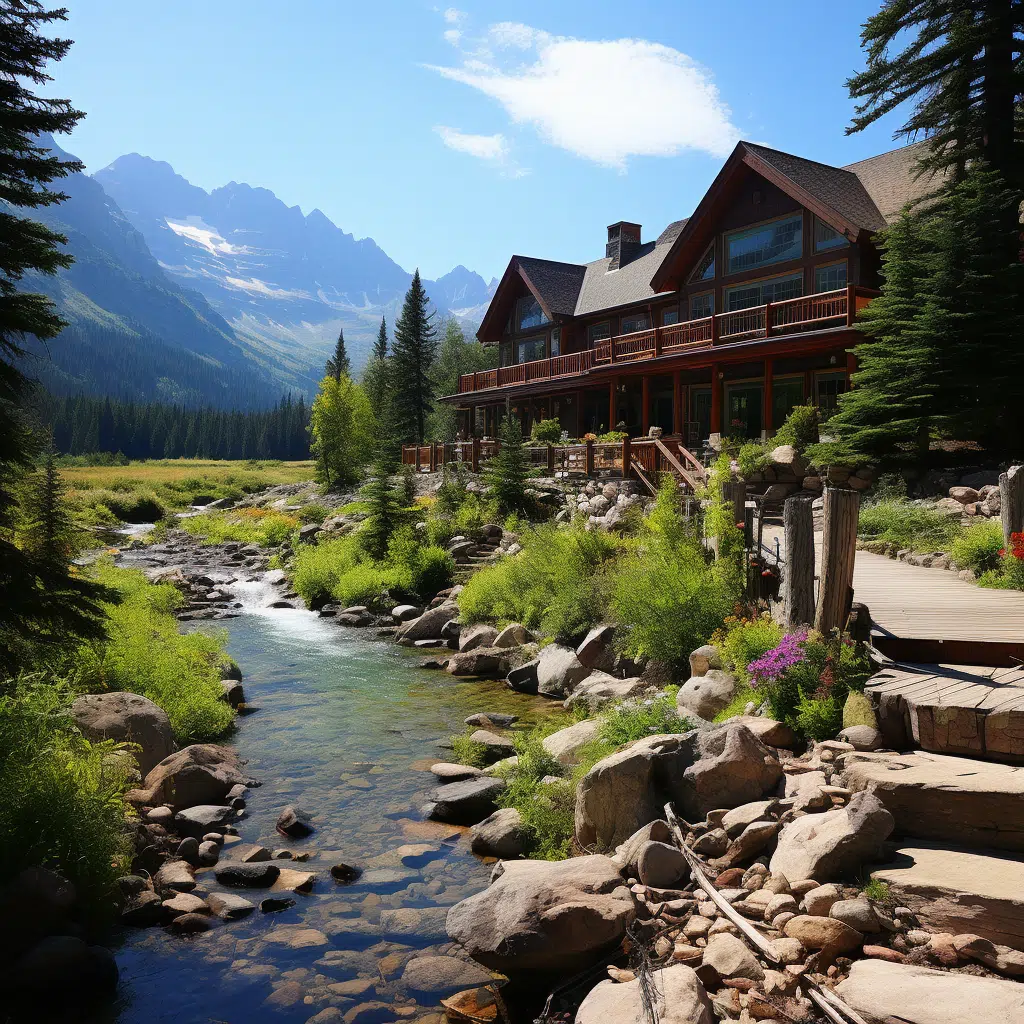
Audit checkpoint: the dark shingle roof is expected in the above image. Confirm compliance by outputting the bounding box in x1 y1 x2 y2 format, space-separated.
843 141 939 224
515 257 588 317
743 143 887 233
573 219 686 317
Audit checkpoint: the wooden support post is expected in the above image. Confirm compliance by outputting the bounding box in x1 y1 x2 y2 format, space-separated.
428 443 436 472
575 390 583 437
729 480 746 532
547 444 555 474
1001 465 1024 546
763 358 774 437
585 438 595 476
622 436 631 478
784 495 815 628
641 375 650 437
414 446 421 473
471 436 479 473
764 300 773 339
608 380 617 432
815 487 859 634
710 364 721 437
672 371 682 435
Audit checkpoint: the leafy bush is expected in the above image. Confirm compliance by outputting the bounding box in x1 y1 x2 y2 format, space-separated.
714 615 785 685
458 523 617 642
450 734 489 768
796 694 843 740
386 528 454 598
773 403 819 453
950 520 1005 574
72 564 235 743
979 535 1024 591
181 508 299 547
737 441 771 477
599 694 691 747
298 502 330 525
858 498 961 550
596 431 628 443
530 418 563 443
293 537 363 607
0 674 134 916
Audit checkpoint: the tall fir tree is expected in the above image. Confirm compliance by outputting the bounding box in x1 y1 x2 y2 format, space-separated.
22 440 74 569
0 0 108 668
360 441 402 561
362 316 392 427
325 326 351 381
390 270 438 444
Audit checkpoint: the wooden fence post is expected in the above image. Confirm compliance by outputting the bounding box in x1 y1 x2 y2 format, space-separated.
622 437 631 479
585 438 595 476
414 446 421 473
471 436 480 473
547 444 555 474
1000 465 1023 546
815 487 859 634
784 494 815 628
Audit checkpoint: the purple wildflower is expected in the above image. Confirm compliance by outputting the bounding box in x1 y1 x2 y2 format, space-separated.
747 631 807 690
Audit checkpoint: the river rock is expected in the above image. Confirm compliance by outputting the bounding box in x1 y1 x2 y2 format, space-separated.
459 624 498 652
725 716 796 749
676 670 737 721
0 936 118 1008
465 712 517 727
688 645 722 677
447 647 513 677
637 841 689 888
838 725 884 751
470 808 528 858
703 933 764 981
121 891 166 927
469 729 516 763
430 762 483 781
506 658 539 694
770 790 893 882
565 671 644 712
575 624 616 671
127 743 247 808
836 958 1024 1024
783 914 863 953
425 777 506 825
276 805 314 837
401 955 494 997
391 604 422 622
71 692 175 776
215 862 281 888
206 892 256 920
803 884 841 917
953 934 1024 977
721 799 776 838
576 964 714 1024
380 906 448 941
610 820 674 876
153 859 196 892
575 726 781 849
536 644 589 698
542 719 602 764
494 622 530 648
830 897 883 933
446 855 634 973
173 804 235 838
396 602 459 642
220 679 245 708
162 892 209 918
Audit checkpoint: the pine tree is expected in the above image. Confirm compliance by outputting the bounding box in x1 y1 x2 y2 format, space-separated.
363 316 392 428
390 271 438 444
22 441 74 568
373 316 388 362
847 1 1023 190
484 415 529 514
325 326 351 381
360 442 402 561
0 1 107 668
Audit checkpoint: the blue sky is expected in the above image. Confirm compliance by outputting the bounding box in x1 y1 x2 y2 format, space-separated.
55 0 902 283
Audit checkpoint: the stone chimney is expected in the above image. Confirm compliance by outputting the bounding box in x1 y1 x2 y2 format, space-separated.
606 222 642 270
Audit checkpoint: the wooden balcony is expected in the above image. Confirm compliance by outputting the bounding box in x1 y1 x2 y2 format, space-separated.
456 286 874 395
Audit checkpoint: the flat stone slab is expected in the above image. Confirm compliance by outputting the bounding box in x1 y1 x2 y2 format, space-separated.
841 750 1024 852
873 842 1024 951
866 663 1024 761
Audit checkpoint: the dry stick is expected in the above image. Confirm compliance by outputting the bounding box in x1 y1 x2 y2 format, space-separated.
663 802 870 1024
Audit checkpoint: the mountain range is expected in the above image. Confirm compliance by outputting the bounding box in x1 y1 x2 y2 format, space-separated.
21 136 494 407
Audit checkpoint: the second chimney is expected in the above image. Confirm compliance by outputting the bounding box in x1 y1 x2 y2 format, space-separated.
606 221 642 270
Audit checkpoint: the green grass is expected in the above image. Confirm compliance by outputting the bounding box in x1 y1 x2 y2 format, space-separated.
450 735 491 768
71 563 235 743
714 615 785 685
862 879 891 903
858 497 962 551
950 519 1004 574
180 508 299 546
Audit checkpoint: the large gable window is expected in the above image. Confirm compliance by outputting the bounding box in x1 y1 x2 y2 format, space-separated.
725 272 803 311
688 243 715 284
814 217 848 252
514 295 549 332
726 214 802 274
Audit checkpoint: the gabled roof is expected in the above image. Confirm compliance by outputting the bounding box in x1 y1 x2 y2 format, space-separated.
476 255 587 341
843 141 937 224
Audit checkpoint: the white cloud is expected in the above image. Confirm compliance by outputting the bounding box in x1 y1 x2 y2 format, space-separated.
435 126 509 162
443 7 463 24
427 24 739 170
443 28 461 45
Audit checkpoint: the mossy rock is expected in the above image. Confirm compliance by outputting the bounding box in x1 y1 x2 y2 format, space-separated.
843 690 877 730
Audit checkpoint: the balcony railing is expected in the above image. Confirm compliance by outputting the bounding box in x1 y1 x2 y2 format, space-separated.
457 286 875 395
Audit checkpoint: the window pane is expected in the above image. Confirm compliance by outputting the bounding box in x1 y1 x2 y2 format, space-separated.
814 218 847 252
725 273 802 311
550 328 560 357
662 308 680 326
690 292 714 319
727 215 802 274
814 262 847 292
517 336 546 363
689 244 715 283
516 296 549 332
588 322 611 343
816 372 847 420
499 343 514 367
620 315 650 334
772 378 805 430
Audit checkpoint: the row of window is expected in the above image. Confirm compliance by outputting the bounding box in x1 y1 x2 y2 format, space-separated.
686 213 847 286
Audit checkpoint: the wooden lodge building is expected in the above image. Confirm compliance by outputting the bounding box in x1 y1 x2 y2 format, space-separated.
440 140 931 446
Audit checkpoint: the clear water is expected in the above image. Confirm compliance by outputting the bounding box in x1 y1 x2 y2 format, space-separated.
106 602 555 1024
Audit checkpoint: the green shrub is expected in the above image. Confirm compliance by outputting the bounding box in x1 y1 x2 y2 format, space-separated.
530 418 563 443
599 694 692 746
458 523 617 641
796 694 842 740
737 441 771 477
950 520 1004 574
862 879 892 903
714 615 785 685
293 537 364 607
386 528 454 598
72 564 234 743
298 502 330 525
596 431 628 443
858 498 960 550
450 734 490 768
181 508 299 547
773 403 819 453
0 674 134 916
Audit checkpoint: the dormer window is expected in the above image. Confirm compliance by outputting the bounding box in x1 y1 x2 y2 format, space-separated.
514 295 549 332
688 243 715 284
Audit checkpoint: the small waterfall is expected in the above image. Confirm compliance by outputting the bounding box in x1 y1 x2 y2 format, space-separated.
228 577 285 613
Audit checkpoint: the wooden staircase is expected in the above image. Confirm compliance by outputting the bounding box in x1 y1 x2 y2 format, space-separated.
627 436 707 496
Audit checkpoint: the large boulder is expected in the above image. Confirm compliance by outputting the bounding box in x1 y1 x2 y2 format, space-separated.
565 671 644 712
445 855 634 973
173 804 234 838
769 791 893 882
676 671 737 721
71 692 175 776
536 644 589 698
397 602 459 642
470 808 528 858
125 744 247 809
542 719 602 765
425 777 506 825
836 958 1024 1024
576 964 714 1024
459 624 499 652
575 625 616 671
446 648 513 678
493 623 531 648
576 726 781 850
783 915 863 953
400 955 495 998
